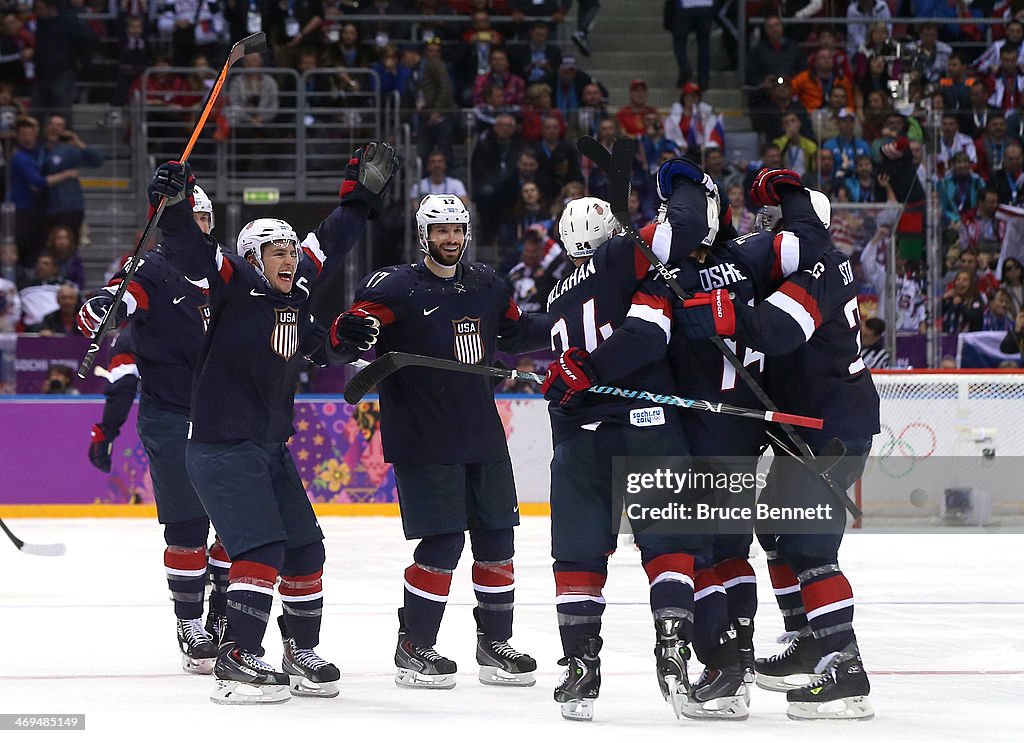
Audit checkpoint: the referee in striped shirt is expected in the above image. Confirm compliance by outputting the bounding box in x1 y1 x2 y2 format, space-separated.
860 317 890 369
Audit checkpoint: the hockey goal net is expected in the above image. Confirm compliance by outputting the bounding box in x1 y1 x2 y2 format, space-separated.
856 370 1024 527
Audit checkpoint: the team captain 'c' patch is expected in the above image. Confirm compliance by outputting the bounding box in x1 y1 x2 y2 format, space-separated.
272 307 300 360
452 316 484 364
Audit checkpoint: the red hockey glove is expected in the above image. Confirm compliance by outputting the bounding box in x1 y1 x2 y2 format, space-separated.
76 293 127 338
750 168 803 207
88 424 114 473
542 347 596 409
679 289 736 340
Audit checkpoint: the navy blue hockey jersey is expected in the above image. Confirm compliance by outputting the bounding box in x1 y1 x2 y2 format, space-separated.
98 328 139 437
164 199 369 443
347 260 551 464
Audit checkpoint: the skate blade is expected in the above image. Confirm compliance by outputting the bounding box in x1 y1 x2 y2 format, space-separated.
210 680 291 705
659 676 685 719
559 699 594 722
755 672 813 692
682 694 750 721
395 668 456 690
478 666 536 687
182 654 216 676
787 696 874 721
289 675 340 698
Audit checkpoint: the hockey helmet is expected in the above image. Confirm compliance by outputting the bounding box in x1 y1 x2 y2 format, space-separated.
558 197 620 259
755 188 831 232
236 218 299 274
416 194 472 258
192 184 214 232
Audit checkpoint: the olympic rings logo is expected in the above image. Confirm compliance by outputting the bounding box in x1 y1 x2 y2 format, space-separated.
871 422 937 478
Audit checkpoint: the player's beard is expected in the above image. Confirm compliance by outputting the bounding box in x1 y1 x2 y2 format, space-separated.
428 239 464 267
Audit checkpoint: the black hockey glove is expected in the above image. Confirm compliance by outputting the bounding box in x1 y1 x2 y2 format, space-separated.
148 160 195 208
301 320 331 367
339 142 400 220
327 310 381 363
88 424 114 473
542 348 596 409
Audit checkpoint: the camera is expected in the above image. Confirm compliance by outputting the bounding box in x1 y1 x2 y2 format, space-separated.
46 377 67 393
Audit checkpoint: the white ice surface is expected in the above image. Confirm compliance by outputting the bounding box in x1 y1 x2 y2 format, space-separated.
1 518 1022 742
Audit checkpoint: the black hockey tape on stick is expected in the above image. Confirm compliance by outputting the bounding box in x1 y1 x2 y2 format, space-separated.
78 32 268 379
0 517 66 557
576 135 862 519
344 353 824 428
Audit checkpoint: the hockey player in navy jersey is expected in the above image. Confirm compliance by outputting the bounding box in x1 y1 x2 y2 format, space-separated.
140 143 398 704
79 182 231 675
539 178 748 722
326 194 551 691
678 168 879 720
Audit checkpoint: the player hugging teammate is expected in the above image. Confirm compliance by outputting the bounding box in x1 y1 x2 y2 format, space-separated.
326 194 552 690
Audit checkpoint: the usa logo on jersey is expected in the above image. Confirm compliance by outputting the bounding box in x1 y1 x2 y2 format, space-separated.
198 305 211 333
272 307 299 360
452 316 484 364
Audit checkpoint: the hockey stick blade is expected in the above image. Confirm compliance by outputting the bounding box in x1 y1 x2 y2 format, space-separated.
0 518 66 557
810 438 847 475
576 135 612 172
344 353 402 403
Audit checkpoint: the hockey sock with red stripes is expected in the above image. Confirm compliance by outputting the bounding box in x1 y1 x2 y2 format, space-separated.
280 541 326 648
226 543 284 653
553 558 608 655
470 528 515 642
403 533 464 647
207 537 230 616
795 561 856 655
715 557 758 623
642 550 696 640
766 549 808 631
163 518 211 620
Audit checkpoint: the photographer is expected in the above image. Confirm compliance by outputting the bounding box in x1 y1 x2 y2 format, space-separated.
42 364 79 395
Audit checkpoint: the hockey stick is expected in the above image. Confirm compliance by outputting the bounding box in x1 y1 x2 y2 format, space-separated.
0 517 66 557
78 32 268 379
343 352 824 429
578 135 861 517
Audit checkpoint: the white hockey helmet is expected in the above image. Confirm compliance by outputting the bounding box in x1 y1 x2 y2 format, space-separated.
192 184 214 231
236 218 299 273
416 194 471 257
558 197 620 259
755 188 831 232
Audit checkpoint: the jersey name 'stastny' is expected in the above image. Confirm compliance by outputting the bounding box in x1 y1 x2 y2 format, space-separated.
547 259 597 305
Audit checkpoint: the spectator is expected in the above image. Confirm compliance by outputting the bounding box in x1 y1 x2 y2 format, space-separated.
506 230 560 314
413 0 459 45
537 115 581 188
859 219 928 333
44 225 84 289
845 153 885 203
940 152 987 229
501 356 542 393
854 45 897 112
988 44 1024 113
328 22 371 91
942 270 986 333
988 142 1024 206
999 256 1024 313
547 56 603 122
802 147 836 193
114 14 152 106
773 111 817 177
471 112 524 241
665 83 724 155
0 13 34 96
999 309 1024 360
571 0 600 57
514 147 553 201
664 0 714 91
409 149 469 208
983 288 1015 331
811 86 850 143
508 19 560 85
8 118 80 268
974 113 1012 182
41 115 105 241
503 180 550 259
417 37 458 167
0 238 21 286
226 51 279 171
521 83 566 142
0 270 18 331
509 0 568 40
846 0 891 58
962 81 993 140
703 144 741 193
975 19 1024 76
959 190 1004 257
32 0 98 127
791 49 854 114
948 247 1000 297
861 89 891 143
904 22 951 86
749 75 813 142
824 109 870 182
41 363 79 394
371 44 413 100
473 82 522 135
39 282 82 336
568 79 608 141
637 111 680 176
743 15 805 88
740 142 783 208
941 52 976 125
266 0 324 69
936 113 977 176
472 47 526 107
17 253 64 330
615 79 656 137
725 182 756 235
859 317 889 368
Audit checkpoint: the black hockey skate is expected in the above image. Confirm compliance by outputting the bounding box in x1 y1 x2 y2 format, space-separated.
279 616 341 698
786 641 874 720
394 609 457 689
554 635 602 722
754 626 822 692
734 618 756 684
653 616 690 719
682 631 749 721
475 610 537 687
210 642 291 705
205 611 227 647
176 618 217 675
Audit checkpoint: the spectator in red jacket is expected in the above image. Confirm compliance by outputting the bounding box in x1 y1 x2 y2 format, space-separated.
616 79 657 137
